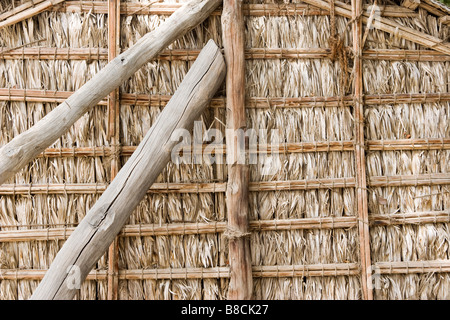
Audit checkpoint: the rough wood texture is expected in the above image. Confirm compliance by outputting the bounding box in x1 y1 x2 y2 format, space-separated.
352 0 373 300
0 0 222 186
401 0 420 10
106 0 121 301
0 0 47 21
222 0 253 300
30 40 226 300
0 0 66 29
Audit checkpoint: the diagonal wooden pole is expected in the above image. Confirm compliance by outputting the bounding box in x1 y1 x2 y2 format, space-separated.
0 0 66 30
222 0 253 300
30 40 226 300
0 0 222 186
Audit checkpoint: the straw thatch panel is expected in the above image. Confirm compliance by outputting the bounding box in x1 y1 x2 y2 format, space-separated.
0 0 449 300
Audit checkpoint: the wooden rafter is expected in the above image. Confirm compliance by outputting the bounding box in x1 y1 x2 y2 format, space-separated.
0 0 65 29
51 1 419 17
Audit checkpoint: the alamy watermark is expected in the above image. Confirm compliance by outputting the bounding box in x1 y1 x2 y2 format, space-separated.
170 121 281 176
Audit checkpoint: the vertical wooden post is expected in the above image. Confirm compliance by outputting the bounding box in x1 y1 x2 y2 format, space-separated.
222 0 253 300
107 0 121 301
351 0 374 300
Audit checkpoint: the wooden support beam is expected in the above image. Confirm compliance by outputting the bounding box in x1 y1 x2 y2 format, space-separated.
2 210 450 242
1 88 449 108
438 15 450 26
352 0 373 300
5 260 450 281
401 0 420 10
222 0 253 300
419 2 446 16
53 1 419 17
299 0 450 55
0 0 66 30
0 0 222 186
3 173 450 196
106 0 121 301
419 0 450 16
24 138 450 159
0 0 47 21
2 47 450 62
29 40 226 300
368 173 450 187
367 138 450 151
0 263 363 281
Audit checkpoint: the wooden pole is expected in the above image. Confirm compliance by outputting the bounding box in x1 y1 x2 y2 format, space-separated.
29 40 226 300
106 0 121 301
0 0 222 186
352 0 373 300
222 0 253 300
0 0 47 21
0 0 66 30
53 2 419 18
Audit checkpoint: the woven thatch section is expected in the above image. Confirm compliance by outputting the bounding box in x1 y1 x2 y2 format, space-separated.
0 0 449 300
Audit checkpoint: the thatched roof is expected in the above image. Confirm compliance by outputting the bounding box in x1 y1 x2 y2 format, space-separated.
0 0 449 300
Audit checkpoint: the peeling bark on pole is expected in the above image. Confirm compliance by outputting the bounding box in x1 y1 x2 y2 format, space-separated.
30 40 225 300
0 0 222 186
222 0 254 300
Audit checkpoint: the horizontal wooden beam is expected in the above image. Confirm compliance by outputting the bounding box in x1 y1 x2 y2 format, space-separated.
52 1 418 17
1 173 449 196
370 211 450 226
368 173 450 187
367 138 450 151
0 0 65 30
34 141 355 159
375 260 450 274
0 178 356 195
2 47 449 62
30 139 449 158
1 211 448 242
0 263 361 280
0 47 108 60
0 0 47 21
2 260 449 281
1 89 449 108
0 216 358 242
